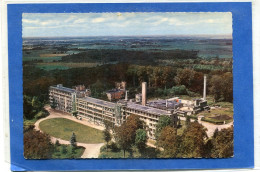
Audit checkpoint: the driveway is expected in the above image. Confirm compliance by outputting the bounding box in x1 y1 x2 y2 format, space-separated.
34 106 104 158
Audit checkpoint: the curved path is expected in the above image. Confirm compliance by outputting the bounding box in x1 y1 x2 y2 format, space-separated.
179 116 233 137
34 106 104 158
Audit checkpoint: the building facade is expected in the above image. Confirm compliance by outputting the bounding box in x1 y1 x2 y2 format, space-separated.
49 83 178 139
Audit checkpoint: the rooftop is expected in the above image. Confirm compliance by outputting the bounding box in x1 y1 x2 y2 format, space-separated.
50 85 76 93
79 96 116 108
126 102 169 116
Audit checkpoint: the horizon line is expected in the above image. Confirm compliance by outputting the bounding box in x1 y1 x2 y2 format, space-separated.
22 34 232 39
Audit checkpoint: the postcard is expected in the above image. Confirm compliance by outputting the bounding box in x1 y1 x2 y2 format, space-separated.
7 2 254 171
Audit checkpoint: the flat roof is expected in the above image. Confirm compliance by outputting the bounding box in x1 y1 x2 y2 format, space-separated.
126 102 169 116
79 96 116 108
50 85 76 93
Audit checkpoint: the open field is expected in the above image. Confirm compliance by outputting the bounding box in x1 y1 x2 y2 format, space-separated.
39 118 104 144
36 62 99 70
39 53 68 57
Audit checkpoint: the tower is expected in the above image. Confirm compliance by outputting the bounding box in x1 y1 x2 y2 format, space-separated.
142 82 147 106
203 75 207 100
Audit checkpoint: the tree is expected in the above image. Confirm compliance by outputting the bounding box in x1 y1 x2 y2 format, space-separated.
125 114 144 144
209 75 223 102
103 129 112 151
104 119 113 130
157 126 178 158
155 115 173 140
174 68 195 89
185 115 191 126
211 126 233 158
114 123 132 158
174 68 204 94
221 72 233 102
23 96 34 120
114 114 144 158
135 129 147 154
24 130 54 159
203 139 214 158
70 132 77 147
178 122 208 158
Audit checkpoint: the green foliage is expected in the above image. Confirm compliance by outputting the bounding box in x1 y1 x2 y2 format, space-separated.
155 115 173 140
70 132 77 147
157 126 178 158
35 109 49 120
114 123 132 158
52 144 85 159
103 129 112 151
61 145 67 154
55 140 61 146
99 143 159 158
24 129 54 159
211 126 233 158
209 72 233 103
174 68 204 93
103 120 113 130
178 122 208 158
24 95 44 120
135 129 148 154
185 116 191 126
114 114 144 157
170 85 187 95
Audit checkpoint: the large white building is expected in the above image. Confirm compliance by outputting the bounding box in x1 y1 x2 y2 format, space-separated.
49 78 208 139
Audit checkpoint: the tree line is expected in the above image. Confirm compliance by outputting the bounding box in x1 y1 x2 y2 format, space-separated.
23 62 233 104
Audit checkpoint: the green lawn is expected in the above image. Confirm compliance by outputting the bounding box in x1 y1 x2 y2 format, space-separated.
39 118 104 144
198 102 233 124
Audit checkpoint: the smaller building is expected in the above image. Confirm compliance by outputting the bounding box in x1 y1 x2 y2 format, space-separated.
73 85 91 98
135 93 142 103
115 81 126 90
106 89 125 101
49 84 76 113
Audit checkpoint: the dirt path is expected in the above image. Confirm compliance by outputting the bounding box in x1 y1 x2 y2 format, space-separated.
34 106 104 158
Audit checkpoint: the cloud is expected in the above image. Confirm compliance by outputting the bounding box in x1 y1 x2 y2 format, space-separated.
22 19 40 24
91 17 105 23
22 12 232 37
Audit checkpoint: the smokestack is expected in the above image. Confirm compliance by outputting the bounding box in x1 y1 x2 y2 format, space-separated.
142 82 147 106
203 75 207 100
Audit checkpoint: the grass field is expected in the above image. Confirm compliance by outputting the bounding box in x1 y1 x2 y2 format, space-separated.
39 118 104 144
36 62 99 70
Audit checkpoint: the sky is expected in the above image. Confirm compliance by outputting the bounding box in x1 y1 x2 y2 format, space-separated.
22 12 232 37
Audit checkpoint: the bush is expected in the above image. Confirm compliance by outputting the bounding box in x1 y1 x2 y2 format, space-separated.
35 110 49 120
201 117 224 124
61 145 67 154
170 85 187 95
109 142 120 152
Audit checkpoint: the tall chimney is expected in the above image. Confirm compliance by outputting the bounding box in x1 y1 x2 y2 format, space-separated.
203 75 207 100
142 82 147 106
